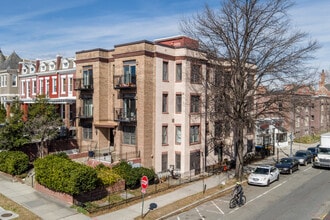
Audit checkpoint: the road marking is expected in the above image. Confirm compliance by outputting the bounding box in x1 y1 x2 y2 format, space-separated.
212 201 224 214
247 181 287 203
195 207 205 220
303 166 312 172
176 216 180 220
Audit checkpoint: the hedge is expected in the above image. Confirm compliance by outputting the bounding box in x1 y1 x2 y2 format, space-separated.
34 153 99 195
0 151 29 175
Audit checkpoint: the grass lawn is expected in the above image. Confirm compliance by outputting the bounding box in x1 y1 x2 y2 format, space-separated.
0 193 41 220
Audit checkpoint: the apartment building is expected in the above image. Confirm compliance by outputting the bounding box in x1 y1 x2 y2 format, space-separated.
18 55 76 131
0 50 21 106
75 36 220 175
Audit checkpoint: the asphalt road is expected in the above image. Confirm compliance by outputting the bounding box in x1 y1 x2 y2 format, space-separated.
166 164 330 220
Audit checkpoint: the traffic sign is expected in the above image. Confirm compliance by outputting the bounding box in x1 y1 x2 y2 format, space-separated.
141 175 148 193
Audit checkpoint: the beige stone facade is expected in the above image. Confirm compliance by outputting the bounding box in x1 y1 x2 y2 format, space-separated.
75 36 211 175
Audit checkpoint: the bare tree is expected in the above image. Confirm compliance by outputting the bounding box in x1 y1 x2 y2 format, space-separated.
181 0 319 180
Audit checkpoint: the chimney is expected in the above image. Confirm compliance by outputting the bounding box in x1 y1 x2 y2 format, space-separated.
56 55 62 70
319 69 326 88
36 59 40 72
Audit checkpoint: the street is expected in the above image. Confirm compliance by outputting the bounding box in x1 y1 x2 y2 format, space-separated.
166 165 330 220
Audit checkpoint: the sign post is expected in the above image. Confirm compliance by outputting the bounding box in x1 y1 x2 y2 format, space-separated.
141 176 149 218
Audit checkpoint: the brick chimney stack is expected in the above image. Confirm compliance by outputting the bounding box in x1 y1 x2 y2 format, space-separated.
320 69 326 88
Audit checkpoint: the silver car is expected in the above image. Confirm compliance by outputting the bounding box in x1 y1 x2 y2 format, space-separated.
248 165 280 186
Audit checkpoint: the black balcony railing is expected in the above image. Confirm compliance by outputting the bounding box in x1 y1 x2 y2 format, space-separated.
114 108 136 122
114 74 136 89
77 107 93 119
74 78 93 90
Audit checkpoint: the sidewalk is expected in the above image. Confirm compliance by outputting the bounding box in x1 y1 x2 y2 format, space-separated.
0 143 316 220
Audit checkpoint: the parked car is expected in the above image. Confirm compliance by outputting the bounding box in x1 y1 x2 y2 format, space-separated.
293 150 313 165
248 165 280 186
275 157 299 174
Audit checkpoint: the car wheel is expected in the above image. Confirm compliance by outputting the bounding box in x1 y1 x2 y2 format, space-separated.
304 160 307 166
267 179 270 186
297 165 300 170
289 168 293 174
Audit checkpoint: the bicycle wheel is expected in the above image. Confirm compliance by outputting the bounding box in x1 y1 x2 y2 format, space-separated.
229 197 237 209
241 195 246 205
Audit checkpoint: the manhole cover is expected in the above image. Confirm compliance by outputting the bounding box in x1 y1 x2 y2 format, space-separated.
1 213 13 217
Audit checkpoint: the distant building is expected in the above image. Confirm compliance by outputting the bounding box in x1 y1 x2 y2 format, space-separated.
0 50 22 106
18 55 76 131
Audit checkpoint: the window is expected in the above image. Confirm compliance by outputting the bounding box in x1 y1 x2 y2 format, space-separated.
83 66 93 88
175 153 181 169
52 77 57 94
83 127 92 140
176 63 182 81
21 81 25 95
61 77 66 94
278 102 283 111
176 94 182 113
190 95 200 113
162 125 168 145
214 121 222 138
123 96 136 120
12 74 17 87
175 126 181 144
68 76 73 95
162 93 168 113
163 62 168 81
123 61 136 84
32 80 37 95
26 81 30 97
39 79 44 95
4 76 7 87
191 64 201 83
83 99 93 117
190 125 200 144
123 126 136 145
161 153 168 172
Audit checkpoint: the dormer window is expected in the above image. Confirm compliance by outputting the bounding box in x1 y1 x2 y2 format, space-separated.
40 63 46 72
30 66 35 73
49 62 55 70
62 60 69 69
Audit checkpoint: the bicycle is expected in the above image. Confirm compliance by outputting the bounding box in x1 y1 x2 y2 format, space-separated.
229 191 246 208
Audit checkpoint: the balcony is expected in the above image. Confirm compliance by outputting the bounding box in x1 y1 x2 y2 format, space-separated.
77 107 93 119
114 108 136 122
114 74 136 89
74 78 93 90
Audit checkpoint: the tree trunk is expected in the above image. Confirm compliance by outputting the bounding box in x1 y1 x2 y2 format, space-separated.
234 121 244 181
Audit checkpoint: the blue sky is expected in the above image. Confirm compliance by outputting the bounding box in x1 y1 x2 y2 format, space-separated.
0 0 329 70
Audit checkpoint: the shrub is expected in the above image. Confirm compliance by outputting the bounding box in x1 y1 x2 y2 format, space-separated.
95 164 122 186
0 151 29 175
112 161 156 189
34 153 99 195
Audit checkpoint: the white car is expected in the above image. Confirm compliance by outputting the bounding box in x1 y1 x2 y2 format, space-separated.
248 165 280 186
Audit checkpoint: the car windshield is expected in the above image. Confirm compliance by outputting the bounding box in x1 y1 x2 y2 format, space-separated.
319 148 330 155
308 148 316 153
253 167 269 175
295 152 306 157
280 158 292 164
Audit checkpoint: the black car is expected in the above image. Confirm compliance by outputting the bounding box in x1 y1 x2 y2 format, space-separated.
294 150 313 165
275 157 299 174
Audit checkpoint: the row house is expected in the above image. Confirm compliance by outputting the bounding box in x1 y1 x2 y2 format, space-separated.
18 55 76 131
0 50 21 106
75 36 227 175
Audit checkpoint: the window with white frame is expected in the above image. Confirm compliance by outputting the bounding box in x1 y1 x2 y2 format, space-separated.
0 76 3 87
40 63 46 72
12 74 17 87
39 79 44 95
45 78 49 95
3 75 7 87
21 81 25 95
52 77 57 94
68 76 73 95
49 62 55 70
83 127 93 140
26 81 30 98
32 79 37 95
62 60 69 69
61 76 66 94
